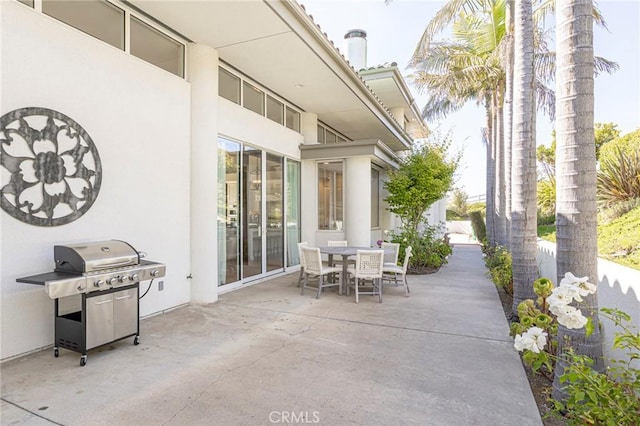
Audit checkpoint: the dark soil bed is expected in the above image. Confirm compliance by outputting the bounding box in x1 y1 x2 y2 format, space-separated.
495 286 567 426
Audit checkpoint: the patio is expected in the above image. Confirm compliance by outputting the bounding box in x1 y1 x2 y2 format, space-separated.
0 244 541 425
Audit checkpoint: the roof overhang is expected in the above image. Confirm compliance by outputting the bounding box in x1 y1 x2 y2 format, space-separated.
359 65 427 137
127 0 413 151
299 139 401 169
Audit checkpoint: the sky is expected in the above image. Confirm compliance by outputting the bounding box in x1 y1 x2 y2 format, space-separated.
301 0 640 198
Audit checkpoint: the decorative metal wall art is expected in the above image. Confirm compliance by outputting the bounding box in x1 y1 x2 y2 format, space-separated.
0 107 102 226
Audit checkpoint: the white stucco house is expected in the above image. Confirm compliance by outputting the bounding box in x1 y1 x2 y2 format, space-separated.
0 0 445 361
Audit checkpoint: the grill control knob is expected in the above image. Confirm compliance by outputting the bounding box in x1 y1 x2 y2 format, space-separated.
119 275 129 283
130 274 139 282
107 277 117 285
94 279 104 288
150 270 159 277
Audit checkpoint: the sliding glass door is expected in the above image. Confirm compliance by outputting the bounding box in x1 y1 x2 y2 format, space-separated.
243 146 263 279
266 154 284 272
218 137 298 286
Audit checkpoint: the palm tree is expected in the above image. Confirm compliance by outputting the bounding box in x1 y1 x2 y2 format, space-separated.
509 0 538 317
551 0 604 401
502 0 514 250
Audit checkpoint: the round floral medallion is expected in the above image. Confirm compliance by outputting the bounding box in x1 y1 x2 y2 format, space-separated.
0 107 102 226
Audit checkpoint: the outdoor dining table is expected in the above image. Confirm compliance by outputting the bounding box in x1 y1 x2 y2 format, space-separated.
319 246 391 295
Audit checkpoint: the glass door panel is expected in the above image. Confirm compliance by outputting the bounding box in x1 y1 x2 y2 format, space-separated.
217 138 240 285
266 154 284 272
243 147 262 278
286 160 301 266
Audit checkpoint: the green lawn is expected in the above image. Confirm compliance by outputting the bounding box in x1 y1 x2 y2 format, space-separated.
537 206 640 270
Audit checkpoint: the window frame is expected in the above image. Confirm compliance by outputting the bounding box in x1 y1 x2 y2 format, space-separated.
317 161 344 231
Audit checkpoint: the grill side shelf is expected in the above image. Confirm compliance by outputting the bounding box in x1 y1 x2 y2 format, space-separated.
17 272 78 286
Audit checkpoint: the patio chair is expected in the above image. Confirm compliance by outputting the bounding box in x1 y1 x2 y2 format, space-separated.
381 242 400 266
326 240 352 271
300 246 342 299
382 246 412 296
296 242 308 287
346 250 384 303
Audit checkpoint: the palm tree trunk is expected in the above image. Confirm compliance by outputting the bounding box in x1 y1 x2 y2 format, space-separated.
504 0 514 251
495 87 506 246
485 103 496 247
552 0 603 401
510 0 537 316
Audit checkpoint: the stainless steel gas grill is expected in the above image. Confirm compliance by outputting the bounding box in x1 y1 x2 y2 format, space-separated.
17 240 166 366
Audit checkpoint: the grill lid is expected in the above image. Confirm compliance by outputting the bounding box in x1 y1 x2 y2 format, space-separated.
54 240 140 274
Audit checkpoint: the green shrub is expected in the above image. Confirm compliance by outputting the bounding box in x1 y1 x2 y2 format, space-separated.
537 178 556 217
537 213 556 226
599 128 640 163
597 146 640 204
467 201 486 214
469 210 486 242
391 225 452 271
484 246 513 294
553 308 640 425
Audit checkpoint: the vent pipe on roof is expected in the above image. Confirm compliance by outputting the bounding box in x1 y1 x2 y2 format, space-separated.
343 29 367 71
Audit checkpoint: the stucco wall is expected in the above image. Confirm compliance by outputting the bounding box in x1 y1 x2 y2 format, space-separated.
537 240 640 367
1 3 191 359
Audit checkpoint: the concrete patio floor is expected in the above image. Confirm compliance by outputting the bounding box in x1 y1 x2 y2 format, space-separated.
1 244 541 425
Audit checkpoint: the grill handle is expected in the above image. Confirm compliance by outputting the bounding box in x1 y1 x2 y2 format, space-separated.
137 251 147 259
97 259 138 269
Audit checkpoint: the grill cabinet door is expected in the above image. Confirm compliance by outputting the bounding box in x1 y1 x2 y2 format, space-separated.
113 287 138 340
86 293 114 349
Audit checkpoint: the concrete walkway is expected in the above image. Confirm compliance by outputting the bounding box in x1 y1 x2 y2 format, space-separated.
1 244 541 426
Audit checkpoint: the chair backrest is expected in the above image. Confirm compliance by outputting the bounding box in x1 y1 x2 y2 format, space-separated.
327 240 348 247
301 246 322 275
401 246 413 273
297 242 308 268
354 250 384 279
381 242 400 264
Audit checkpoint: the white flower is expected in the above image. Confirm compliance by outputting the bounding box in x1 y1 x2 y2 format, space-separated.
547 286 574 307
549 304 577 317
559 272 588 287
575 280 597 297
514 334 527 352
557 309 588 329
514 327 548 353
525 327 548 353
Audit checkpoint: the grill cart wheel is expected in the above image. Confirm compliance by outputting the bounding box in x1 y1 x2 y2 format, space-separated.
134 336 140 345
54 347 59 357
80 355 87 366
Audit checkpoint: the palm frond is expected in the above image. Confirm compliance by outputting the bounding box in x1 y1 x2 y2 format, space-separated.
421 95 467 122
535 79 555 121
535 51 555 85
594 56 619 76
411 0 486 65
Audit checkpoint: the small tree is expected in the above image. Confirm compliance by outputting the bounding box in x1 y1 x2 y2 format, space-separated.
448 188 469 218
384 135 459 233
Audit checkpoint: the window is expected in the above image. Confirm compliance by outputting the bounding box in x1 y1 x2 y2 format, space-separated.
317 126 325 144
318 162 343 230
371 168 380 228
219 68 240 104
325 130 337 144
266 95 284 124
42 0 125 50
130 17 184 77
286 107 300 132
243 82 265 115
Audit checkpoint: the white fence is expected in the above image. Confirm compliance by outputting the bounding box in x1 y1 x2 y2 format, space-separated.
537 240 640 367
